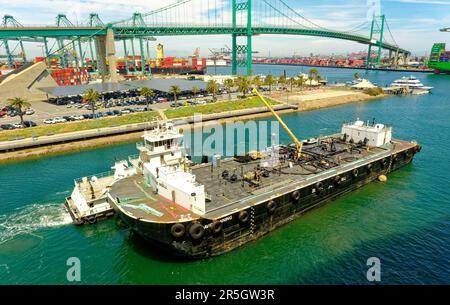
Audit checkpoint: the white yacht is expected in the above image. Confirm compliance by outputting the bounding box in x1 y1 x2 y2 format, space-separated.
390 76 433 95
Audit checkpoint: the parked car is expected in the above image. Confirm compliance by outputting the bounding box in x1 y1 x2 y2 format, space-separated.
43 118 56 124
63 116 75 121
1 124 15 130
0 111 7 117
23 121 37 128
25 109 35 115
72 115 84 121
170 102 184 108
53 117 67 123
12 123 24 129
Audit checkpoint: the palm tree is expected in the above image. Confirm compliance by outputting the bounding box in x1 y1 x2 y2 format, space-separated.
169 85 181 103
277 75 287 90
264 74 275 92
7 97 31 127
236 76 251 97
206 79 219 101
191 86 200 104
83 88 101 118
288 77 297 92
354 72 360 80
223 78 234 101
252 75 262 89
140 87 155 111
317 75 322 86
309 68 318 78
308 68 320 86
297 75 305 90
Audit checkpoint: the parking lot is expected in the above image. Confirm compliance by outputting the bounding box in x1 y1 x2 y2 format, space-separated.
0 88 236 130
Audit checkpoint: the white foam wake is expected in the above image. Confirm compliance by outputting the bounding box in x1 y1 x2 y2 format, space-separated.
0 203 72 244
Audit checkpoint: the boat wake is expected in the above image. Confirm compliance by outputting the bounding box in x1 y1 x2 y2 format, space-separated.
0 203 72 244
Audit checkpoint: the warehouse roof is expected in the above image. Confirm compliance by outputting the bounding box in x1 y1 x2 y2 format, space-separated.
38 78 207 97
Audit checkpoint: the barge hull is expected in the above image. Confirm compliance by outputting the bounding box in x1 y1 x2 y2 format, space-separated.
115 145 419 258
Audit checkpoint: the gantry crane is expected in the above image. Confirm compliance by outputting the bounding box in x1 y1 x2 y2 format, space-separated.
252 88 303 159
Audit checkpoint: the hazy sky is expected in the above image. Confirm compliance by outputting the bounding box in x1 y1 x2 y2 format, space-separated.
1 0 449 58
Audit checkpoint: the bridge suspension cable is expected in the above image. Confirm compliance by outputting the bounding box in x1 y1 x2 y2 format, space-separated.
384 18 398 48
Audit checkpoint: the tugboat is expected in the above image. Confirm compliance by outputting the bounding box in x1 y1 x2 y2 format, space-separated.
66 89 421 258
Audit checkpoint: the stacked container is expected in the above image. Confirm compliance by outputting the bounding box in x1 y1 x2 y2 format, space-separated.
50 67 89 86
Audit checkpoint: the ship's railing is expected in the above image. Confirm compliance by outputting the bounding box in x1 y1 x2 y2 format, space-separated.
128 154 140 161
74 170 114 184
136 142 153 152
128 154 140 164
342 121 393 129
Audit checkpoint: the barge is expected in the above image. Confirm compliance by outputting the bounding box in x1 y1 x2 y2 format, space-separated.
66 91 421 258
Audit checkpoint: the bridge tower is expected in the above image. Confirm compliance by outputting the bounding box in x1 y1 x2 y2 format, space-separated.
232 0 252 76
366 15 385 68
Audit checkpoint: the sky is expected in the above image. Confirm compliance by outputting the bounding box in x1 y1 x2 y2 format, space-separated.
1 0 449 58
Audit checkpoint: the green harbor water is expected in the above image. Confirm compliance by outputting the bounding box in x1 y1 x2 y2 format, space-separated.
1 65 449 284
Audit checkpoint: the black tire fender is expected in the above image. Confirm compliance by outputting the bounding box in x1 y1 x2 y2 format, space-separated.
291 190 300 202
267 200 276 214
238 210 249 224
210 221 222 235
189 223 204 240
315 182 324 193
334 175 342 186
171 223 185 238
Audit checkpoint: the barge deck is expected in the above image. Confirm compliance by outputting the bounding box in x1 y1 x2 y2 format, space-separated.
107 135 416 223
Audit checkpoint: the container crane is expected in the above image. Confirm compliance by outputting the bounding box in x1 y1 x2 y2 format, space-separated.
252 88 303 159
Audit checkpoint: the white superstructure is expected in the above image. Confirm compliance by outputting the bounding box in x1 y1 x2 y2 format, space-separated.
67 159 137 224
137 122 207 215
66 121 208 223
390 76 433 94
341 119 392 147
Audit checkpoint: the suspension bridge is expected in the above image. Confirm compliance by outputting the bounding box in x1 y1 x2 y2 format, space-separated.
0 0 410 81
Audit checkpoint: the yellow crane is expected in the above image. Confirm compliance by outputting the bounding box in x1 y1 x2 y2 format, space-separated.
252 88 303 159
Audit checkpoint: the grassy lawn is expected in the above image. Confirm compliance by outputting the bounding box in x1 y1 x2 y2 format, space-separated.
0 111 160 141
164 96 279 119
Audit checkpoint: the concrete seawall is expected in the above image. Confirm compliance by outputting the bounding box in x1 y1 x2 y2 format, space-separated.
0 104 297 152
